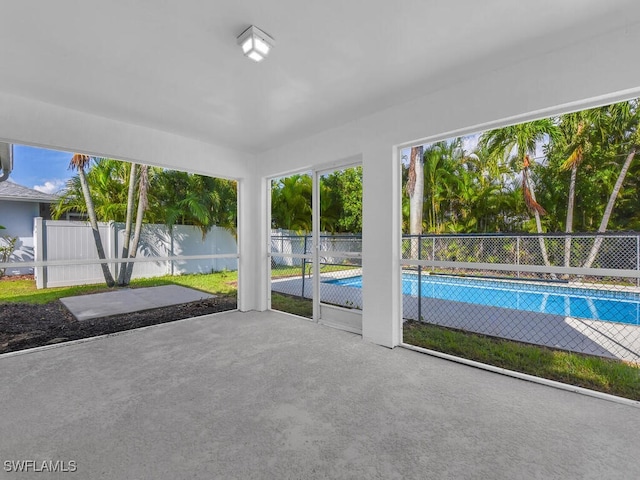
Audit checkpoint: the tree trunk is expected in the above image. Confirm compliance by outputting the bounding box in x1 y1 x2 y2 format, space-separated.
524 171 553 271
407 146 424 259
564 163 577 270
583 146 636 269
78 166 115 287
117 163 138 285
124 165 149 284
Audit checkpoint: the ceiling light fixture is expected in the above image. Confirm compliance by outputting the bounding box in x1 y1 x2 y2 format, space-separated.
237 25 274 62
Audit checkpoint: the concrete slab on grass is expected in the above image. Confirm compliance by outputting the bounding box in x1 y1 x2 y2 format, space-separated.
60 285 214 321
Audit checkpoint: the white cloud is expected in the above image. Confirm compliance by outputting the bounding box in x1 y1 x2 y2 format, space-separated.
33 179 65 194
462 133 481 154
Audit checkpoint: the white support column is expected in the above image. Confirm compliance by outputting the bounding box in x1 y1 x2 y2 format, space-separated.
361 144 401 348
238 173 268 312
312 170 320 322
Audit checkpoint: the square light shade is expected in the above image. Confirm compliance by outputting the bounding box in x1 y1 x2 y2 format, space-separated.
237 25 274 62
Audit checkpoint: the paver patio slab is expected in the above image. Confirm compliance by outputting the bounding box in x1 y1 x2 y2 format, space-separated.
60 285 214 320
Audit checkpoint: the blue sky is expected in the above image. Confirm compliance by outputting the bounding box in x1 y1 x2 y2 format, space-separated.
10 145 74 194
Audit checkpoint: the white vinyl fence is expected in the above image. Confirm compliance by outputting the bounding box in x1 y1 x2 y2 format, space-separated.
270 230 362 266
33 219 237 288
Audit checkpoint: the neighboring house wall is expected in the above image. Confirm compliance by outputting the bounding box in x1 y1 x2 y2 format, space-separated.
0 199 38 275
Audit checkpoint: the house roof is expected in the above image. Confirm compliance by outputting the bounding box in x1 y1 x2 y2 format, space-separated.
0 181 58 203
0 1 637 154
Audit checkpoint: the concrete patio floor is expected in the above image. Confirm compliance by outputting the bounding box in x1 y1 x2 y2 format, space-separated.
0 311 638 479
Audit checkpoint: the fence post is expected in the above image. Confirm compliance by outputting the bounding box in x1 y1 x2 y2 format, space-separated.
516 236 520 278
636 235 640 287
110 221 118 280
34 217 45 289
431 236 435 273
418 234 422 322
170 226 175 276
301 234 308 298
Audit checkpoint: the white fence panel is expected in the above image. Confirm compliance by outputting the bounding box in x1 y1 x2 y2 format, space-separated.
118 223 171 280
40 220 115 288
33 220 237 288
170 225 237 274
270 230 362 266
270 229 307 266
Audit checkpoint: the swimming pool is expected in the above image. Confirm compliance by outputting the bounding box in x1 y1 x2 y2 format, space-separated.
324 274 640 325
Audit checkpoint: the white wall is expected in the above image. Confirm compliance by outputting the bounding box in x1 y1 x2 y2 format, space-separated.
0 200 38 275
256 25 640 347
0 92 252 180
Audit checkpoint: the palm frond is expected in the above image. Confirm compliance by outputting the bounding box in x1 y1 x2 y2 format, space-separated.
69 153 91 171
560 145 583 171
522 178 547 215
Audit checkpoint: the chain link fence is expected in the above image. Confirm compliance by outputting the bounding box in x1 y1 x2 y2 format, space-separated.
402 233 640 363
402 233 640 283
270 232 362 312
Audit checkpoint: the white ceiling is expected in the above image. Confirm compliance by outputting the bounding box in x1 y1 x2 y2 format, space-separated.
0 0 638 153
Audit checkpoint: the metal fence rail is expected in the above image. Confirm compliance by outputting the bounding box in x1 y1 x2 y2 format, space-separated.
402 233 640 282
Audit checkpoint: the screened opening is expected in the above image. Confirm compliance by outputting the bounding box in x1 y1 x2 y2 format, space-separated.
268 165 363 332
269 172 314 318
0 145 238 353
400 99 640 399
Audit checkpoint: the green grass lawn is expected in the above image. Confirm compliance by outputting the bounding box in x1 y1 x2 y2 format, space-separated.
0 271 238 304
5 271 637 400
271 263 359 279
271 292 313 318
404 321 640 401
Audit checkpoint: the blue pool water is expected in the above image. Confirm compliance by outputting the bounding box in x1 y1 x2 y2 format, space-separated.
324 274 640 325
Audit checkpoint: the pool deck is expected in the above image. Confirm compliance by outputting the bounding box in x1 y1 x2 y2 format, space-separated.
271 273 640 363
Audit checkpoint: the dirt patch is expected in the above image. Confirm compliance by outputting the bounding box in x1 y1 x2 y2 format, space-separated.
0 274 35 282
0 295 237 354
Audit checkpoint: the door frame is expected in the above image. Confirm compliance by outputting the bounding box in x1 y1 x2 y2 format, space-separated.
267 156 363 332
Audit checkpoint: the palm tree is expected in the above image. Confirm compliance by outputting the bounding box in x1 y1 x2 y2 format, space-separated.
68 154 115 287
555 108 608 267
559 116 585 267
53 158 143 222
124 164 149 284
405 146 424 257
582 101 640 268
480 119 559 268
456 146 507 233
422 141 461 233
406 146 424 233
271 175 312 232
151 170 237 237
117 163 138 285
